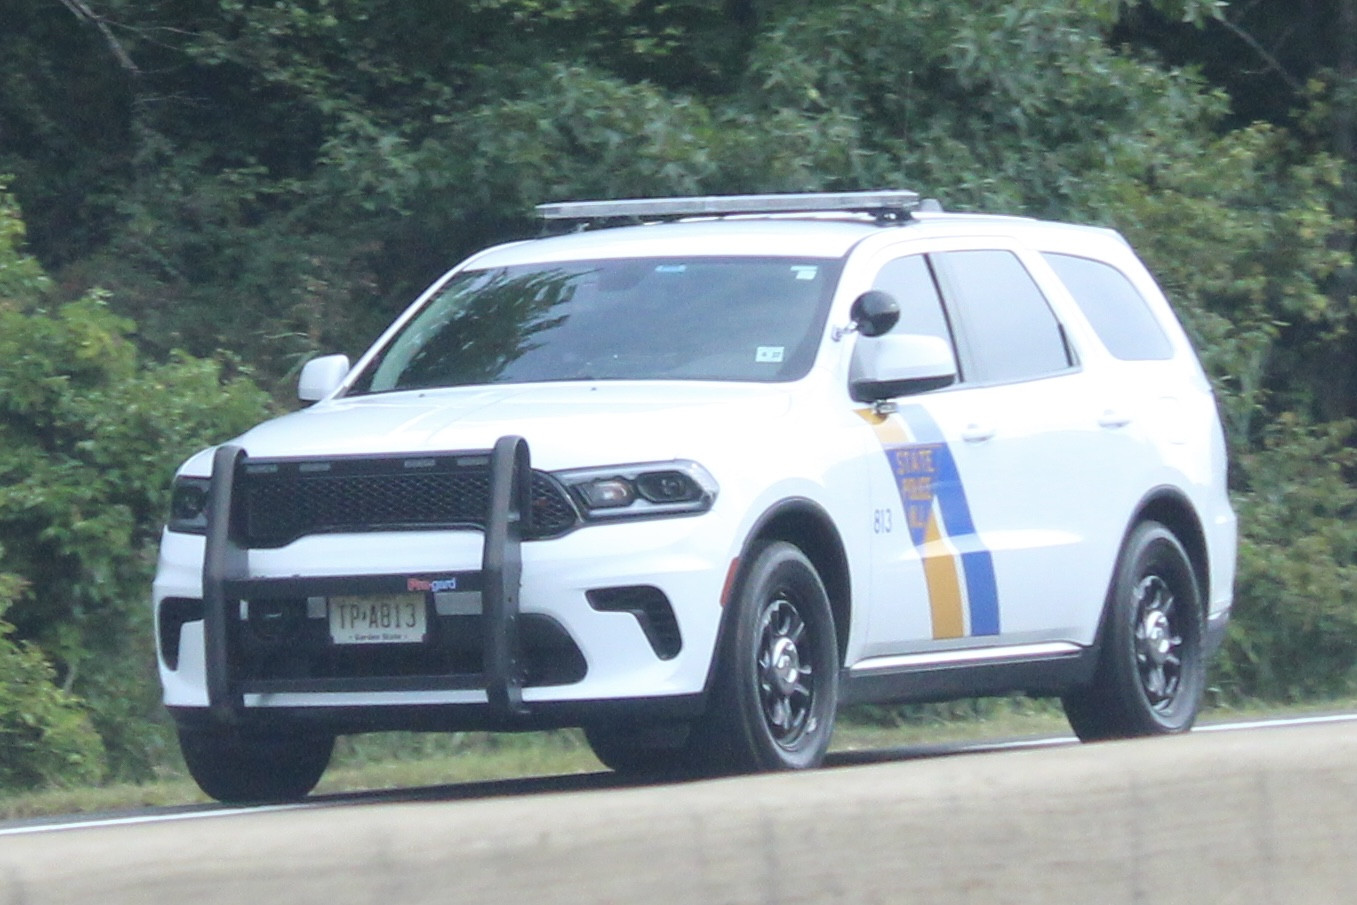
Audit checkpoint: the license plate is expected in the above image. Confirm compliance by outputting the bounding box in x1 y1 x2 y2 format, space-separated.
328 594 428 645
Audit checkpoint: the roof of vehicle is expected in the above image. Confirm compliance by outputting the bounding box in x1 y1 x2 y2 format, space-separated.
462 192 1125 269
468 219 888 266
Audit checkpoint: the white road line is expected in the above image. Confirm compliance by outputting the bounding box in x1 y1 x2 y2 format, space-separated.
0 803 309 837
953 711 1357 755
961 735 1074 752
1195 711 1357 732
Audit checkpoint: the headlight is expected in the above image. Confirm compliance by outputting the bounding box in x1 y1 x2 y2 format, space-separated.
554 461 717 522
167 476 211 534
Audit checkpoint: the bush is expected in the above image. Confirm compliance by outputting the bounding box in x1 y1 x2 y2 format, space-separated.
0 569 105 789
0 184 273 783
1217 416 1357 700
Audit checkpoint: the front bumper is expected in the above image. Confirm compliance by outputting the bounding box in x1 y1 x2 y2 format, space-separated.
1204 607 1231 660
154 439 731 729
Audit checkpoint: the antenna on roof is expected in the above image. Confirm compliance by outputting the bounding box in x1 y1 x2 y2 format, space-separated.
535 190 922 224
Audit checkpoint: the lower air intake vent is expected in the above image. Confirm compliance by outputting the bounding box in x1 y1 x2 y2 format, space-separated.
587 586 683 660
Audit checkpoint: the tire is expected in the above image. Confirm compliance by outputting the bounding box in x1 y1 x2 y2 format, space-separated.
690 541 839 774
1063 521 1205 742
584 721 692 777
178 726 334 803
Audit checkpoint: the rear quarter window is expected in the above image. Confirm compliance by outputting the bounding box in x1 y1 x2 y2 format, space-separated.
1043 253 1174 361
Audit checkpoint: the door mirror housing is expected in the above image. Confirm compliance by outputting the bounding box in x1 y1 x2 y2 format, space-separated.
849 334 958 402
298 354 351 402
849 290 901 337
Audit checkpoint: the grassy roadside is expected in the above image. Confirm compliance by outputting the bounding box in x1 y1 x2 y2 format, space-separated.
1 698 1349 822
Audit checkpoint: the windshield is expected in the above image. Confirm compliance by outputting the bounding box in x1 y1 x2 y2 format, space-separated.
349 256 843 393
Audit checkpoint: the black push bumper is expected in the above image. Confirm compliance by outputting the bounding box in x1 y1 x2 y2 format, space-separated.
200 435 534 726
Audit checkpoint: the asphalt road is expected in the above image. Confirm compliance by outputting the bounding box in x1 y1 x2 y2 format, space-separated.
3 716 1356 904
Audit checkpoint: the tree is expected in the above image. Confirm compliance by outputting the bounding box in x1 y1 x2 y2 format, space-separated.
0 184 272 781
0 563 105 790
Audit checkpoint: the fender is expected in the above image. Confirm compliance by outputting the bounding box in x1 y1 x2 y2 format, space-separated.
699 496 852 699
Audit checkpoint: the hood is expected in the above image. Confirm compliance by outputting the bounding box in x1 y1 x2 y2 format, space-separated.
199 382 795 472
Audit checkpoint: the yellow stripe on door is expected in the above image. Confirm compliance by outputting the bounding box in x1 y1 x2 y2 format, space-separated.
920 509 965 639
859 408 967 640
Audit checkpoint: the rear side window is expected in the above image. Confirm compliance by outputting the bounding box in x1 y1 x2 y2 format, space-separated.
932 250 1072 384
1044 253 1173 361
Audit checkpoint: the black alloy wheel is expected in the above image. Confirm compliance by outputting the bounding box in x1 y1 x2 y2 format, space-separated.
1063 520 1205 741
693 540 839 773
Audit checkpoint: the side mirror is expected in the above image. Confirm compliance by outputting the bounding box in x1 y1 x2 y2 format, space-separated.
850 290 901 337
298 354 351 402
850 334 957 403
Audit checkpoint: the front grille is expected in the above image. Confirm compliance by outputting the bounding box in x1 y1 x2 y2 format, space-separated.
233 453 578 548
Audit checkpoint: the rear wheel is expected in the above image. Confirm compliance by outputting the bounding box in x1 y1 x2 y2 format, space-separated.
178 726 334 803
690 541 839 774
1063 521 1204 741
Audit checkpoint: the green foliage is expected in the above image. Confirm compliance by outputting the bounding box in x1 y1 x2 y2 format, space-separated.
1219 417 1357 699
0 192 50 299
1084 125 1352 445
0 567 106 790
0 186 272 783
31 0 1294 387
1075 0 1225 25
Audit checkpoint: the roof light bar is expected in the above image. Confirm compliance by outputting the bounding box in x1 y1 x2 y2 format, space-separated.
536 190 921 222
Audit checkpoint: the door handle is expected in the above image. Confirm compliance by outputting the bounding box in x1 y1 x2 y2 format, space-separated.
1098 409 1131 429
962 423 995 443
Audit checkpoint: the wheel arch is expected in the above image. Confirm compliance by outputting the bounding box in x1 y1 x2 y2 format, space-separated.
1084 487 1210 667
727 498 853 665
1130 487 1210 607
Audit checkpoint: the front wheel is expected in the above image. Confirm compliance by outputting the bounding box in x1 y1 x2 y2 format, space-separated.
691 541 839 774
583 721 692 777
1063 521 1205 741
178 726 334 803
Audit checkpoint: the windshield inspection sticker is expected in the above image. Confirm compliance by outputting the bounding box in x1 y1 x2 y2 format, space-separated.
791 266 819 281
755 346 785 363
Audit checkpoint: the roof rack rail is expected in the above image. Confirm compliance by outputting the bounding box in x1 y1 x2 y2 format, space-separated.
536 190 921 222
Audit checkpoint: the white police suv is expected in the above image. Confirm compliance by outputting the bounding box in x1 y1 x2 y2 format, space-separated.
154 191 1236 802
